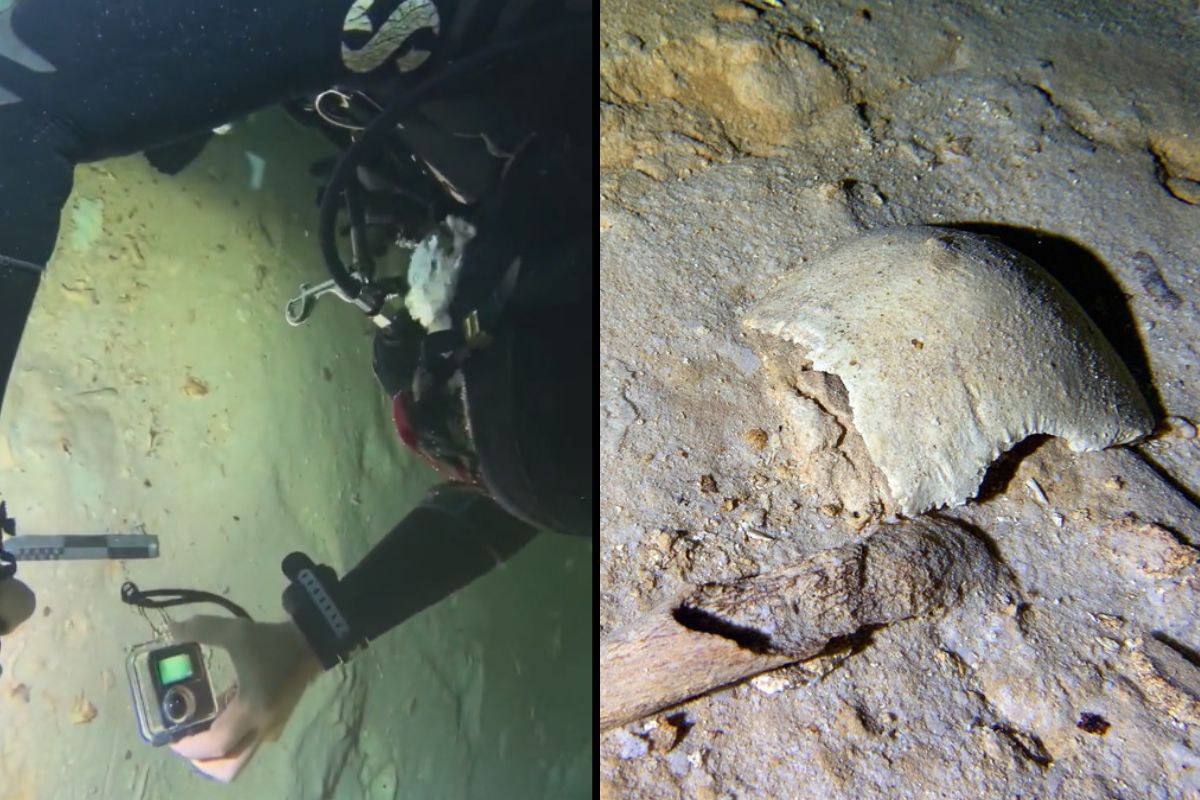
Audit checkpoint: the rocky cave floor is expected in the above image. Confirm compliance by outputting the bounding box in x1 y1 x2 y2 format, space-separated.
599 1 1200 797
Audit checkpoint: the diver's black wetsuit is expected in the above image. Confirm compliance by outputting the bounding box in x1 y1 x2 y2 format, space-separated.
0 0 590 661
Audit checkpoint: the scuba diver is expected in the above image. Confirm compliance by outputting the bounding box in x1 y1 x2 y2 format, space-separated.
0 0 592 782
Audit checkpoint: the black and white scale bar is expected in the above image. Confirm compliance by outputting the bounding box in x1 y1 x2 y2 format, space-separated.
4 534 159 561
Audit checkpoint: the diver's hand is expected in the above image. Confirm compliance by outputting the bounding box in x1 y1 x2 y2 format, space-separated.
167 615 322 782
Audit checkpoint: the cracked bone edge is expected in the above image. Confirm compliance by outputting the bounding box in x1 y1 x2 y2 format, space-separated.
743 226 1155 514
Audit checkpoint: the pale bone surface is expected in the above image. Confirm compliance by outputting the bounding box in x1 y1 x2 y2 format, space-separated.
744 225 1155 514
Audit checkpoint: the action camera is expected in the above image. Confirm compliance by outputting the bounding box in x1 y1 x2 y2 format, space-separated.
126 641 218 746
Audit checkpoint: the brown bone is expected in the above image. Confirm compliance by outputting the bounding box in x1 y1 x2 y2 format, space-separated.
599 517 998 731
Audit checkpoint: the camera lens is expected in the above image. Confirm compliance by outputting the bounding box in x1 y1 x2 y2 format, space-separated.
162 686 195 725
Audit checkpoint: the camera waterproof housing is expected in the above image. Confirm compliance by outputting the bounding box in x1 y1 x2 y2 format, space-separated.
126 641 218 746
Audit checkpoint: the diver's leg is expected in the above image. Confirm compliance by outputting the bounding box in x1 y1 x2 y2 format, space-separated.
3 0 588 163
0 105 75 411
1 0 354 158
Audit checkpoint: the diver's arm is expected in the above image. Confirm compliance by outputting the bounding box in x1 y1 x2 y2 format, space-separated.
284 482 538 668
167 485 537 782
337 483 536 644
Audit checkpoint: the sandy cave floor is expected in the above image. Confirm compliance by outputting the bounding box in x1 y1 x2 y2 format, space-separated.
0 110 591 799
601 1 1200 798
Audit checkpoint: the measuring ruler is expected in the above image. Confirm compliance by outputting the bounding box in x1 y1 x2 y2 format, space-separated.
4 534 159 561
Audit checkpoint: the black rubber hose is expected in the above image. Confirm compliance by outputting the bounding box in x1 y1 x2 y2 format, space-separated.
317 20 590 299
344 184 374 280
